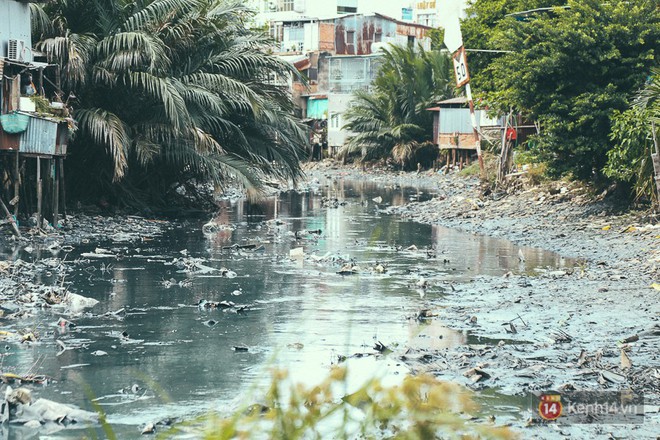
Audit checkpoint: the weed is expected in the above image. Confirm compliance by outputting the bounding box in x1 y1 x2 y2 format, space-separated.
164 368 518 439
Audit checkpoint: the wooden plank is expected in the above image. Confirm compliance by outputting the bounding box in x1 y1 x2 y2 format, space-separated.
0 196 20 238
37 158 42 229
652 122 660 204
52 159 59 228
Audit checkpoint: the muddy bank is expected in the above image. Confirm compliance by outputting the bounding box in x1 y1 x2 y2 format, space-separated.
306 159 659 438
0 161 657 437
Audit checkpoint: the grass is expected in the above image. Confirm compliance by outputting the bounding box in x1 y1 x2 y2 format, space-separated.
160 367 518 439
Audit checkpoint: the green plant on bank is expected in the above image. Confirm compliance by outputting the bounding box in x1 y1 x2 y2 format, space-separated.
462 0 659 185
605 67 660 204
340 44 454 170
459 152 499 184
162 367 517 440
605 107 658 204
31 0 307 208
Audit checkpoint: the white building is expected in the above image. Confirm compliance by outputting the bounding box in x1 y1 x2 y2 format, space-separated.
413 0 468 28
247 0 415 27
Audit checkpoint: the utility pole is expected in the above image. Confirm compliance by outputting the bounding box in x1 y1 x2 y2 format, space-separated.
443 2 485 177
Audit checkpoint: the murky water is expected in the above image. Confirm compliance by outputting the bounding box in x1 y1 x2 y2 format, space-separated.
3 179 572 438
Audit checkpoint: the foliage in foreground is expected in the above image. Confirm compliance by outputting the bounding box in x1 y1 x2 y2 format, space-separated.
606 107 658 204
32 0 307 207
340 45 454 170
462 0 659 183
165 368 517 439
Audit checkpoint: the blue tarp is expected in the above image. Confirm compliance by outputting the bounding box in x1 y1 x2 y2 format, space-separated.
307 98 328 119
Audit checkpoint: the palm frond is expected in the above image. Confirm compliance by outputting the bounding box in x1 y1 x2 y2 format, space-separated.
75 108 131 180
128 72 190 130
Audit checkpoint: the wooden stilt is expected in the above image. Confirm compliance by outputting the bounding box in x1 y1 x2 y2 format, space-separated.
36 158 42 229
651 121 660 205
53 159 59 228
59 158 66 219
13 151 20 217
0 196 20 238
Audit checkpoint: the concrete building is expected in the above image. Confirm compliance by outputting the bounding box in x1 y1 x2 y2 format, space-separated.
0 0 37 63
246 1 433 155
413 0 468 28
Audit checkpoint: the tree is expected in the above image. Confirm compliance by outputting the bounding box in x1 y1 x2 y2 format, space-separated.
33 0 308 208
462 0 660 181
340 44 454 169
605 69 660 203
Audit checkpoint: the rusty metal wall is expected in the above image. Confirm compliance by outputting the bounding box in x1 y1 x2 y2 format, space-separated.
19 115 58 156
331 15 428 56
0 127 20 151
327 55 381 93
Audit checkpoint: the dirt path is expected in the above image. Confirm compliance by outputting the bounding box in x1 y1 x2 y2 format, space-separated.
305 160 659 438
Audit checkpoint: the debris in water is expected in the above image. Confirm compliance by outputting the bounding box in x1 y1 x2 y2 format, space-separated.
464 367 491 383
289 247 304 258
620 350 632 370
141 422 155 435
337 263 359 275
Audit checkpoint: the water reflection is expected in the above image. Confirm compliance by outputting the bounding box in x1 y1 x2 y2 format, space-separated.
2 180 573 438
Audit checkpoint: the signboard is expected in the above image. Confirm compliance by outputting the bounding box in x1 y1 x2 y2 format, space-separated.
402 7 413 20
416 1 437 10
439 0 464 53
452 46 470 88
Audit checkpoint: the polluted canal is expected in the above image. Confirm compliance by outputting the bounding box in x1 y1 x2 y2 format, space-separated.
2 178 573 438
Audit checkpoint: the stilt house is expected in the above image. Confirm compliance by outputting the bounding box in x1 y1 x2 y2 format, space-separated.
1 0 72 233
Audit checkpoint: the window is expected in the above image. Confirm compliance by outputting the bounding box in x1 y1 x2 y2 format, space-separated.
346 31 355 45
278 0 294 11
407 35 415 47
374 32 382 43
330 114 340 129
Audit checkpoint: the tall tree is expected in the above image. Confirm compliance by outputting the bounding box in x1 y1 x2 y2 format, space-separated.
462 0 659 181
34 0 307 207
341 45 454 169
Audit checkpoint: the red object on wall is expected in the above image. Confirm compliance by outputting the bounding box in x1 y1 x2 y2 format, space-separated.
506 127 517 141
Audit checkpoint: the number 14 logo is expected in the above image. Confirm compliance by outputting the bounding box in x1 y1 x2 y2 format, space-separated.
539 394 563 421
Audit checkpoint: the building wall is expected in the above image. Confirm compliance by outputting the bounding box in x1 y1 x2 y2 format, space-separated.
0 0 33 62
327 93 354 147
359 0 413 20
412 0 468 28
326 55 381 93
249 0 360 27
331 14 429 56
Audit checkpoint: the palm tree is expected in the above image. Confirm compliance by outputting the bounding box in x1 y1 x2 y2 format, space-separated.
33 0 307 207
340 44 454 169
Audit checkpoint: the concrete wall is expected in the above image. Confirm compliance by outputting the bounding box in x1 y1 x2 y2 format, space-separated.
327 93 354 147
0 0 33 62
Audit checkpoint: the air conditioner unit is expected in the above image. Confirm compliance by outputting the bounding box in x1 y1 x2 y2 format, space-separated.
8 39 26 62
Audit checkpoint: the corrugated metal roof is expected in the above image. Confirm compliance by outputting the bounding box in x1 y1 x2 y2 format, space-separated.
437 97 468 106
